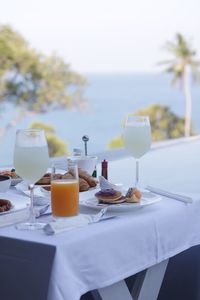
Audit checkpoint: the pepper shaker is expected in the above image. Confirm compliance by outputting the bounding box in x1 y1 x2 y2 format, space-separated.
101 159 108 180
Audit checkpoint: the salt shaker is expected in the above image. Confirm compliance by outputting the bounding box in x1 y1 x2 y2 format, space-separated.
73 148 82 156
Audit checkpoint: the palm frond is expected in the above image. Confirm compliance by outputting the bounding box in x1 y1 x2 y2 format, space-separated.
172 73 183 86
157 59 176 66
159 33 200 87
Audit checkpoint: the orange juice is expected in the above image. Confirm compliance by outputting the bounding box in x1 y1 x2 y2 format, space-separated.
51 179 79 217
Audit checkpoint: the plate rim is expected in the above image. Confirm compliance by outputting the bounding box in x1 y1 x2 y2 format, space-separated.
0 193 29 216
0 167 22 186
80 193 162 211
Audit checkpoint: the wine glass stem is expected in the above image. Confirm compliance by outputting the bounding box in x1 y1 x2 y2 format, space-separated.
29 184 36 223
135 159 139 188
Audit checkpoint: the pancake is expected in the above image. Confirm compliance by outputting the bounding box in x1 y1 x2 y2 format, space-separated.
95 189 124 204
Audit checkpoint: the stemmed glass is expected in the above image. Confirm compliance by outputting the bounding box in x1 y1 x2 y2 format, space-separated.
14 129 49 230
123 115 151 188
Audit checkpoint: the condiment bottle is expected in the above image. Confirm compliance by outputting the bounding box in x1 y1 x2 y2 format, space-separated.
101 159 108 179
92 165 97 178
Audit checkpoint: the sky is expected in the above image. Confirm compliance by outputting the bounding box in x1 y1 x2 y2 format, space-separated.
1 0 200 73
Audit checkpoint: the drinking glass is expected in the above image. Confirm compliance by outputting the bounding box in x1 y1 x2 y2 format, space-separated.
14 129 49 230
51 160 79 218
123 115 151 188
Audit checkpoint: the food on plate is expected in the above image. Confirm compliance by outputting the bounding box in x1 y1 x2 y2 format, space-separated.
94 186 142 205
0 199 12 212
78 169 97 188
125 187 142 203
38 169 98 192
95 189 125 204
62 173 74 180
79 178 90 192
37 172 69 185
36 173 52 185
0 168 20 179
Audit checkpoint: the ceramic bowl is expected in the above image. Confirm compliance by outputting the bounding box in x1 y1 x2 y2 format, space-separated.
0 175 11 192
68 155 98 175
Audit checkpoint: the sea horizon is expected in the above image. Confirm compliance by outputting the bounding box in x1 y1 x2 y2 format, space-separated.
1 72 200 165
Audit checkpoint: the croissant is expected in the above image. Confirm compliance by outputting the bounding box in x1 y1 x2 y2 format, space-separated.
62 173 74 180
61 172 90 192
79 178 90 192
78 169 97 188
36 169 97 192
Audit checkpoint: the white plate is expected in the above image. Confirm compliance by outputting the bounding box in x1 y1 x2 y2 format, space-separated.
11 178 23 186
0 167 22 186
39 186 98 197
14 167 60 195
0 204 14 215
79 189 162 212
0 192 29 215
14 167 67 206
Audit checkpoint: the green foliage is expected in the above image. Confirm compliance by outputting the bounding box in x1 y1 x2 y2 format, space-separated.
29 122 69 157
159 33 200 84
107 104 194 150
29 122 54 134
134 105 188 140
159 33 200 137
46 135 68 158
107 135 124 149
0 24 86 112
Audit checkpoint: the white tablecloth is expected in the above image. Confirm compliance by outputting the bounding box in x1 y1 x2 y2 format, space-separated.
0 192 200 300
0 137 200 300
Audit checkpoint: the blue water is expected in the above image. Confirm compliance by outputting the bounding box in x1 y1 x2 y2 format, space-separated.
1 72 200 164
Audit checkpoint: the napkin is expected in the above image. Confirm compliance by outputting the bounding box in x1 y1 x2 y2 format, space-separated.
43 208 108 235
0 208 29 228
99 176 123 191
15 181 49 206
146 186 193 203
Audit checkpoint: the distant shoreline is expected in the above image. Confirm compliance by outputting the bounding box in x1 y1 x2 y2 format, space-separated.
0 73 200 165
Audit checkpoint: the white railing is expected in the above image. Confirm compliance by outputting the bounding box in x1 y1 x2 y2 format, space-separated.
92 135 200 162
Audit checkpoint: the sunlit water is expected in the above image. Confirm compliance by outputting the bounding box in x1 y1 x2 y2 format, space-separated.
1 72 200 165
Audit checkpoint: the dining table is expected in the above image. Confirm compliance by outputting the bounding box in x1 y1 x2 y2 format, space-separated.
0 136 200 300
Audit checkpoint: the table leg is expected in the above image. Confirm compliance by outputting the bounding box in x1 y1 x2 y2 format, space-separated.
96 280 133 300
131 259 169 300
93 259 168 300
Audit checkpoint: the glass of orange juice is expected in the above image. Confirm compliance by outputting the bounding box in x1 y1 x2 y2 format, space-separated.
51 161 79 218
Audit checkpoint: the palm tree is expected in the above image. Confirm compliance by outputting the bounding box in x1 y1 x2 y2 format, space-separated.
160 33 200 137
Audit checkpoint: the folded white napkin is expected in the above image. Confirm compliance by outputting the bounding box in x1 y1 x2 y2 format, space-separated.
15 181 49 206
0 208 29 228
99 176 123 191
146 186 193 203
43 208 108 235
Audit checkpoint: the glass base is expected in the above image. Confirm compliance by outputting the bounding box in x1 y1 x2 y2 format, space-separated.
15 221 45 230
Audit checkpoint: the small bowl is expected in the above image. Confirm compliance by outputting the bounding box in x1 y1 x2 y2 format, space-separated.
0 175 11 192
68 155 98 175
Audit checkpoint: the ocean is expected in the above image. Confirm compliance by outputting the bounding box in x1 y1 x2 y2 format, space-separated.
1 72 200 165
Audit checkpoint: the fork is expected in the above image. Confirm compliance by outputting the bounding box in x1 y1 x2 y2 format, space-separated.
89 207 109 223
